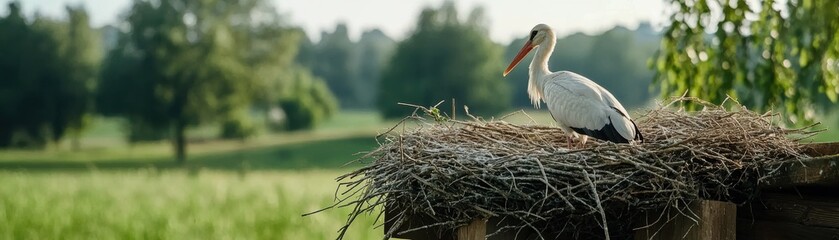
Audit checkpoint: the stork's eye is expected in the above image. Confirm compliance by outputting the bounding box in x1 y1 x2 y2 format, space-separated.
529 30 538 40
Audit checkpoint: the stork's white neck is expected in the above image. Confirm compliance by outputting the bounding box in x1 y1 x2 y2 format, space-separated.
527 33 556 107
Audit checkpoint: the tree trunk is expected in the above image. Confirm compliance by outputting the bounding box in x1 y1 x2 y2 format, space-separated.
71 133 81 152
174 119 187 165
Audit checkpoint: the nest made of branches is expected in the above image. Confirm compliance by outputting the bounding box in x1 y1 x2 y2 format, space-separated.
321 98 820 240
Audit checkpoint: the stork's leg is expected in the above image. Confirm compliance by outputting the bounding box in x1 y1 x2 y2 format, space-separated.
566 135 573 149
579 136 588 148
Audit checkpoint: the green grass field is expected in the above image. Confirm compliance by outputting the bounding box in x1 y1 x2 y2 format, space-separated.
0 111 392 240
0 170 382 240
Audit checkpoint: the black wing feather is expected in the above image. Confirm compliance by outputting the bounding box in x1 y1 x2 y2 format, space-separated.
570 116 630 143
630 119 643 143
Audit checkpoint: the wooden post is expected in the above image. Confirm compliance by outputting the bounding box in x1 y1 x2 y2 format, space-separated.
456 219 486 240
635 200 736 240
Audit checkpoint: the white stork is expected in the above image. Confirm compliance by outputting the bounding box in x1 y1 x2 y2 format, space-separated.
503 24 643 146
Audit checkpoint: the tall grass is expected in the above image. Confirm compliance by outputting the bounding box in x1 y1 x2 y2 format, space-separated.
0 170 381 240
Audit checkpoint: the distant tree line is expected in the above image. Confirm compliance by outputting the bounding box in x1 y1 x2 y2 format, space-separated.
296 24 396 109
378 2 510 118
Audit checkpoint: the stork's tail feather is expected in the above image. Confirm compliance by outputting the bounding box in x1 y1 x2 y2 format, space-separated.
630 119 643 143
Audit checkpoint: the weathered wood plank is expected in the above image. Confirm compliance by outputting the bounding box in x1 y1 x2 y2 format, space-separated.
760 143 839 187
760 153 839 188
804 142 839 156
738 192 839 229
635 200 736 240
736 191 839 239
456 219 486 240
736 219 839 240
384 205 456 240
384 205 542 240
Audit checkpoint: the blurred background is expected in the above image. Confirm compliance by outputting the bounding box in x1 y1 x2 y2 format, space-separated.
0 0 836 239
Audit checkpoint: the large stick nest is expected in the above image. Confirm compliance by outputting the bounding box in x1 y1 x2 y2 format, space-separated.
324 98 819 239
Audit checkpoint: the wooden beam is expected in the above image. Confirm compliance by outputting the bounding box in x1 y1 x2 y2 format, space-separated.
384 205 541 240
736 192 839 239
741 192 839 228
635 200 736 240
804 142 839 156
736 220 839 239
760 154 839 188
759 142 839 188
456 219 487 240
383 204 456 240
384 203 546 240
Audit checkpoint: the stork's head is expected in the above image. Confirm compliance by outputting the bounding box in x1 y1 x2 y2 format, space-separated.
527 24 552 46
503 24 554 77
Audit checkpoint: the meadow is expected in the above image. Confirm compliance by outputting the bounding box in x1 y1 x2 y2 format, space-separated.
0 170 382 239
0 111 392 240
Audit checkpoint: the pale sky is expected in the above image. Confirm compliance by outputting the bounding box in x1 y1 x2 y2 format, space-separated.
2 0 669 42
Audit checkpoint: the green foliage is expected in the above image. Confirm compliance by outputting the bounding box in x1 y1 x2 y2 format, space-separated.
378 1 510 118
97 0 302 162
656 0 839 123
0 3 101 148
97 31 169 129
62 6 103 132
503 24 660 108
219 111 258 140
279 69 338 130
241 24 305 107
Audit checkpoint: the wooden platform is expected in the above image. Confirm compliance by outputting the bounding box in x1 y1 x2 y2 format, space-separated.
383 142 839 240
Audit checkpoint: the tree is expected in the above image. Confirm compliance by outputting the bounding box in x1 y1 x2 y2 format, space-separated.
278 67 338 130
61 6 103 150
0 2 34 147
294 29 317 69
97 30 170 142
97 0 286 163
378 2 509 118
311 23 362 108
655 0 839 123
354 29 395 108
0 3 100 148
295 26 394 110
242 25 339 132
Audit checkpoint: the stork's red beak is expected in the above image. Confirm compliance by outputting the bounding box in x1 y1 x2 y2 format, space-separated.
503 40 534 77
